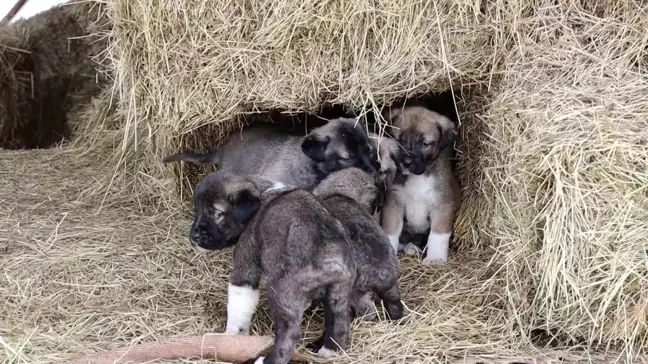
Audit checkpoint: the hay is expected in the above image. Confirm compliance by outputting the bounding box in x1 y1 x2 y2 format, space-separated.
1 0 647 362
1 145 632 364
103 0 491 205
0 0 108 149
455 0 648 355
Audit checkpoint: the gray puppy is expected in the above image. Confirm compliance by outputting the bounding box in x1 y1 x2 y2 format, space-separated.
163 117 382 190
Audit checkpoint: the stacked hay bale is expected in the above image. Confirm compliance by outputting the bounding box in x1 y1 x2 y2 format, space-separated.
106 0 491 203
104 0 647 359
0 0 108 149
457 0 648 352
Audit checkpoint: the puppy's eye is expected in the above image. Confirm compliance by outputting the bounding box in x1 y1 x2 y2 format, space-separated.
214 210 223 218
423 140 433 147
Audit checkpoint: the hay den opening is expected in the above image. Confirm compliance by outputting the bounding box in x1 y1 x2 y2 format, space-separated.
1 0 647 363
171 89 464 202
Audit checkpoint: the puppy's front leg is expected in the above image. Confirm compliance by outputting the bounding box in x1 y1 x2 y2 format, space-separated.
381 192 404 255
225 281 260 335
226 260 262 335
423 209 454 264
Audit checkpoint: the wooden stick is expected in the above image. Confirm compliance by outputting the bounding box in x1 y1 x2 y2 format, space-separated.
69 334 318 364
1 0 29 24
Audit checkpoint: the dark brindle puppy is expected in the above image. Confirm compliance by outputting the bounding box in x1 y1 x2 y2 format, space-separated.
220 175 355 364
163 117 381 190
188 169 403 363
381 106 461 264
311 168 404 350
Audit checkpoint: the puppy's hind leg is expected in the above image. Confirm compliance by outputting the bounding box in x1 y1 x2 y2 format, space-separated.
261 278 307 364
315 280 353 358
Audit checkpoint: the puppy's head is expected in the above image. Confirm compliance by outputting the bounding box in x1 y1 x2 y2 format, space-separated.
301 117 381 180
384 106 457 176
313 167 378 212
190 171 261 251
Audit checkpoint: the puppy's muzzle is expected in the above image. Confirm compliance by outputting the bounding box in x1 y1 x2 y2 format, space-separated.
398 153 426 175
190 218 228 251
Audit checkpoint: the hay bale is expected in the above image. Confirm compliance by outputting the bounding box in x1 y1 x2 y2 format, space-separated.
105 0 491 204
0 0 108 149
455 0 648 353
83 0 647 360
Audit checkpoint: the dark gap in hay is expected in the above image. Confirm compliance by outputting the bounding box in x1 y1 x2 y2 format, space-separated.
0 2 107 150
529 327 585 349
172 89 472 203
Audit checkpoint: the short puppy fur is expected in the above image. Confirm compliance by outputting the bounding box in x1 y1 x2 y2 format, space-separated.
163 117 381 190
223 176 356 364
312 168 403 328
188 171 355 363
381 106 461 264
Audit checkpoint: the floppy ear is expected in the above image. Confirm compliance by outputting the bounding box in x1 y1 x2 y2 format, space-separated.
231 189 261 224
301 135 331 162
437 119 458 149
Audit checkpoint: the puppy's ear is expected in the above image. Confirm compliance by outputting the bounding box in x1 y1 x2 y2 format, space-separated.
231 189 261 224
437 118 458 149
301 135 331 162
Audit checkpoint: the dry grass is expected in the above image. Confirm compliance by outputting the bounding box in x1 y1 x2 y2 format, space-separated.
455 0 648 357
0 146 597 364
1 0 647 362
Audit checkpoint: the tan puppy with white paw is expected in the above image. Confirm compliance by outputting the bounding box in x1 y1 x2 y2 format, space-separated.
380 106 461 264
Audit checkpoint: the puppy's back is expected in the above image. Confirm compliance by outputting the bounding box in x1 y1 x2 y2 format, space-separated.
252 189 351 274
322 195 399 285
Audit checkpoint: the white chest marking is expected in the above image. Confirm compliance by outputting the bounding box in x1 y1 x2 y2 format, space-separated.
398 174 438 233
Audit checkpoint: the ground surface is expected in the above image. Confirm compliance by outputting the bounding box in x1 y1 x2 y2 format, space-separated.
0 147 628 363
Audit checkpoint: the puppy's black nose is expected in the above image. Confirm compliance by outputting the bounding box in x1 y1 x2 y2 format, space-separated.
191 229 202 242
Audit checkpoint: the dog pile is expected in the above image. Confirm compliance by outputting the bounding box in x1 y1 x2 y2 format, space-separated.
164 106 460 364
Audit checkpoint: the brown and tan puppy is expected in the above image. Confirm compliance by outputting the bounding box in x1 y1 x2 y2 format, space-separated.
380 106 461 264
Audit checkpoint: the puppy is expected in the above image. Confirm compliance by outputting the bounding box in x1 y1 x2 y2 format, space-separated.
312 168 403 326
189 170 402 363
368 132 400 212
163 118 381 190
217 173 356 364
368 132 400 192
380 106 461 264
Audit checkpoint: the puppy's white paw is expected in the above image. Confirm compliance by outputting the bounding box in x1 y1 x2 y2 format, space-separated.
316 346 338 358
387 235 400 255
403 243 421 256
